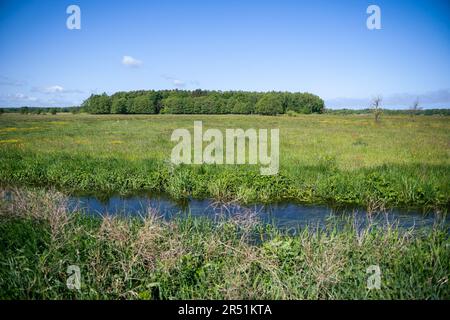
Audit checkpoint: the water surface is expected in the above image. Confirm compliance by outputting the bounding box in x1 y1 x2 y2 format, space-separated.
68 193 448 231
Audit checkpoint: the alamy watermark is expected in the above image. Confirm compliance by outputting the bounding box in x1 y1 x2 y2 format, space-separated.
366 265 381 289
66 265 81 290
66 5 81 30
171 121 279 175
367 5 381 30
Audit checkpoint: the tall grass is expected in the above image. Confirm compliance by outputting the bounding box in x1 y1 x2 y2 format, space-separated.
1 188 448 299
0 148 448 210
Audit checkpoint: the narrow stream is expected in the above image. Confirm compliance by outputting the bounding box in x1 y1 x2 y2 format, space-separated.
68 193 448 231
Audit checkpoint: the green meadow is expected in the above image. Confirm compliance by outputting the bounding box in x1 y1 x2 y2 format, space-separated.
0 113 449 210
1 113 449 299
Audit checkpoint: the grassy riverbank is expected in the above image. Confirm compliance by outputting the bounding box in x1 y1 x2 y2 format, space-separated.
0 113 449 210
0 188 449 299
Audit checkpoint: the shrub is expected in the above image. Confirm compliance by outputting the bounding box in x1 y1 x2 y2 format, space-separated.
286 110 298 117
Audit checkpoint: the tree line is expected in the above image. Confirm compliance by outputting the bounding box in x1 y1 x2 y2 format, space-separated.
0 106 81 115
81 90 325 115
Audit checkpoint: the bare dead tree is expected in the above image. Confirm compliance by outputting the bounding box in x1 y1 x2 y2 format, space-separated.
410 98 421 120
371 96 383 122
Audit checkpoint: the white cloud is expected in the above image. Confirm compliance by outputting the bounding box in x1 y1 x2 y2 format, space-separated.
122 55 143 67
31 85 83 94
172 79 185 87
161 74 195 88
45 85 64 93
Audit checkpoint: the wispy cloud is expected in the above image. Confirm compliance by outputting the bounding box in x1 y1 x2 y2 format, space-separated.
0 93 38 106
161 74 198 88
0 76 26 87
0 92 81 107
387 89 450 106
8 93 38 101
31 85 83 94
46 85 64 93
122 55 143 67
326 89 450 109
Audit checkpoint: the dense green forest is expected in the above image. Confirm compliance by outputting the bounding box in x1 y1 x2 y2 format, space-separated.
81 90 325 115
1 90 449 116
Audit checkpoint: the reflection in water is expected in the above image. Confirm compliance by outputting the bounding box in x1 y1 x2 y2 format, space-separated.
68 193 448 231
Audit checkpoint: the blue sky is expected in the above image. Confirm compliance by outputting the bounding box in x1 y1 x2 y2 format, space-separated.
0 0 449 108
